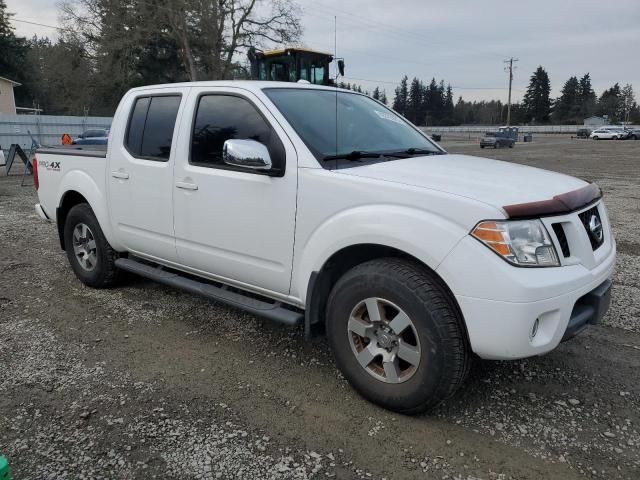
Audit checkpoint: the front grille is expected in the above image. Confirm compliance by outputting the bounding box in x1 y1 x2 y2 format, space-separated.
578 205 604 250
552 223 571 257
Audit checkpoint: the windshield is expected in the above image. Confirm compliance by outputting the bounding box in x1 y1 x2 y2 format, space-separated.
264 88 442 166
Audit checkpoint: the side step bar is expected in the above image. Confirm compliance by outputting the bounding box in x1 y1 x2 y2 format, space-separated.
115 258 303 326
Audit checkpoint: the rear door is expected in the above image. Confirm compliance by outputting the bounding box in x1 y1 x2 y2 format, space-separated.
172 87 298 295
108 88 187 262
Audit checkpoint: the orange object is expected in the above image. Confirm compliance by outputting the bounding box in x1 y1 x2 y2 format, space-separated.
61 133 72 145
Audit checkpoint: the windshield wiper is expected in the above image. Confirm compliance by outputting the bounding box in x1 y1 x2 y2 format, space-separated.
397 148 445 156
322 150 383 162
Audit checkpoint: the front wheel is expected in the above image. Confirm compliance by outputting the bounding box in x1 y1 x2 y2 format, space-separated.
64 203 120 288
326 258 470 413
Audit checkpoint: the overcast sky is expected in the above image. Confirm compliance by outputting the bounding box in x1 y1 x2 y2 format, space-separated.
7 0 640 102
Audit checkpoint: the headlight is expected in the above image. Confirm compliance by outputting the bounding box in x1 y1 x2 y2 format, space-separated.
471 219 560 267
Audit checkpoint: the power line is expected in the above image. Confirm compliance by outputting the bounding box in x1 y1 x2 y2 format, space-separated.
12 18 64 30
302 3 508 60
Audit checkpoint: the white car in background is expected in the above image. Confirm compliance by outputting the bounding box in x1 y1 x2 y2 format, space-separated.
590 128 621 140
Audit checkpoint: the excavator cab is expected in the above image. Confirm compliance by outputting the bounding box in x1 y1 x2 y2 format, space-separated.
248 47 344 86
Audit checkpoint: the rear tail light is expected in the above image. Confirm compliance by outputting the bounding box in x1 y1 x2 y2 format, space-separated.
32 156 39 191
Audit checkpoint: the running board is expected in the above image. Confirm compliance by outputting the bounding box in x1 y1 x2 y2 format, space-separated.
115 258 303 327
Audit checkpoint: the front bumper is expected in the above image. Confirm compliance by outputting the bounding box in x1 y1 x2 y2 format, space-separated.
436 203 616 360
561 278 611 342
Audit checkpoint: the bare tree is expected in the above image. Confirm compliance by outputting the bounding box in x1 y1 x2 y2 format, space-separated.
60 0 302 81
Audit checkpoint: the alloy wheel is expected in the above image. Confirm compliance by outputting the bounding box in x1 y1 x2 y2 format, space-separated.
347 297 421 384
72 223 98 271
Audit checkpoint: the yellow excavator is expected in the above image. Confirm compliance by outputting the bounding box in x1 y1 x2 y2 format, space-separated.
248 47 344 86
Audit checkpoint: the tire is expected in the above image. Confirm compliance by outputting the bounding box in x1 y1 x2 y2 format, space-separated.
613 136 619 140
493 144 498 149
508 143 514 148
480 145 485 149
64 203 120 288
632 135 638 140
326 258 470 414
593 136 599 140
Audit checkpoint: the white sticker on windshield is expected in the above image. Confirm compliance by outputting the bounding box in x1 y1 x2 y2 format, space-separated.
374 110 404 125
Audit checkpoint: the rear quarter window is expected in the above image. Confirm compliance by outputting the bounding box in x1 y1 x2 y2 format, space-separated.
125 95 181 161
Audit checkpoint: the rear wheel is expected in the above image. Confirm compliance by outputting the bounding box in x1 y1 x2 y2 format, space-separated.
593 136 599 140
326 258 470 413
64 203 120 288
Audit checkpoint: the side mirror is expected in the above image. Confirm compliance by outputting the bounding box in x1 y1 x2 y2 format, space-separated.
337 59 345 77
223 139 272 170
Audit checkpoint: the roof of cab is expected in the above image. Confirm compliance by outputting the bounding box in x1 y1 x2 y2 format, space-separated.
126 80 353 94
259 47 333 57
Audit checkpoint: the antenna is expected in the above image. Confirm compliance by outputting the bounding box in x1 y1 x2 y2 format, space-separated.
334 15 338 168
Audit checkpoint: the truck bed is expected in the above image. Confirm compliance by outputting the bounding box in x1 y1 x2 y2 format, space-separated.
35 146 109 223
37 145 107 158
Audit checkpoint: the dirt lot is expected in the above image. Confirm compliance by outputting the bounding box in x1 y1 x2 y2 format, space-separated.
1 136 639 480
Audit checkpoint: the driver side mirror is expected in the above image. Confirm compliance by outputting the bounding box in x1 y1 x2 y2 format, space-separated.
337 59 345 77
223 139 272 171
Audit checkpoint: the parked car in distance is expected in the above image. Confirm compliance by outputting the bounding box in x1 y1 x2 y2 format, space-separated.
590 128 622 140
604 126 631 139
33 81 615 414
72 129 110 145
575 128 591 138
626 129 640 140
480 131 515 148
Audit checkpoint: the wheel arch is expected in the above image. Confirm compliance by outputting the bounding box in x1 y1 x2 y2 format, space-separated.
304 243 470 348
57 190 89 249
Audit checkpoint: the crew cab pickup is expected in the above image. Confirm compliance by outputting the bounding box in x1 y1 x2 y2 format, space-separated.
34 81 615 413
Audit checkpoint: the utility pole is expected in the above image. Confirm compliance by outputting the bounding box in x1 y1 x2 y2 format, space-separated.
504 57 518 126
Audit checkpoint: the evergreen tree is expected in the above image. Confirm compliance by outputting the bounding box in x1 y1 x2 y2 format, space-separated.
597 83 622 121
379 89 387 105
407 77 423 124
523 66 552 123
554 76 581 123
578 73 597 119
371 86 380 101
0 1 31 105
423 78 440 125
440 84 454 125
392 75 409 116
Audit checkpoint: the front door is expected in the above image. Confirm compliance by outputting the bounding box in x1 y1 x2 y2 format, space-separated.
108 89 186 262
172 88 297 295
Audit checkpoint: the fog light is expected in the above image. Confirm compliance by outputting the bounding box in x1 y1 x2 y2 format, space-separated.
530 318 540 339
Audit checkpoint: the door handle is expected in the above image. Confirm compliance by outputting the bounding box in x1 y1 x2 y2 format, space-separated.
111 171 130 180
175 182 198 191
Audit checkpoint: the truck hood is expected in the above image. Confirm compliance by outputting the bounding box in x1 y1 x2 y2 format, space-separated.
337 154 588 213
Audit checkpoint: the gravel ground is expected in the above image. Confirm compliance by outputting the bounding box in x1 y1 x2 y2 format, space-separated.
1 136 639 479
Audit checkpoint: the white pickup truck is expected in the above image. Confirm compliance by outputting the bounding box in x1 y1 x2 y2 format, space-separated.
34 81 615 413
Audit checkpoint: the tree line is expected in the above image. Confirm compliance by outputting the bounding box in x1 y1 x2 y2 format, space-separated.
390 67 639 126
1 0 301 115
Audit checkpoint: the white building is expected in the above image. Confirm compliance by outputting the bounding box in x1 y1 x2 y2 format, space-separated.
584 116 609 127
0 76 20 115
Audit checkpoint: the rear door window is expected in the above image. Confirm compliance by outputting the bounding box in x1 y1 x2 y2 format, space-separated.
125 95 181 161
